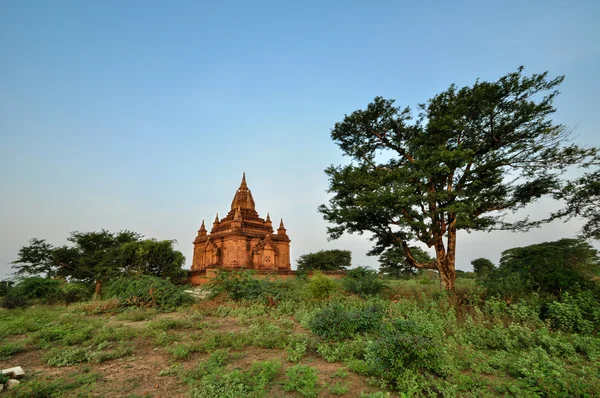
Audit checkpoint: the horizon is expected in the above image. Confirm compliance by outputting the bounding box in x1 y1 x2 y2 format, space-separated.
2 0 599 279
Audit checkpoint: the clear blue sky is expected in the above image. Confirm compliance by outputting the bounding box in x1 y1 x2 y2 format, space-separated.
1 0 599 279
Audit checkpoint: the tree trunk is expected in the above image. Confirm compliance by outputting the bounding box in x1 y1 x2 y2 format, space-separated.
93 280 103 300
434 221 457 295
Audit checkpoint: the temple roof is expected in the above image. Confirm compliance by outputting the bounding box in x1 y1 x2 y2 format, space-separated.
230 173 256 210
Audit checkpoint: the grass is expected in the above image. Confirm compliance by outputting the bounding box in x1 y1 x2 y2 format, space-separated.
0 276 598 397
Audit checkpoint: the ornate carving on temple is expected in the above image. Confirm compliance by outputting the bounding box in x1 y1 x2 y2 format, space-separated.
192 173 291 271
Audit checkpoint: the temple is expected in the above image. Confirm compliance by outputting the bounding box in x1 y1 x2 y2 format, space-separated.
191 173 291 272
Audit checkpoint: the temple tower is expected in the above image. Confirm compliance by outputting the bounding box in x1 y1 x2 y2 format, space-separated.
192 173 291 271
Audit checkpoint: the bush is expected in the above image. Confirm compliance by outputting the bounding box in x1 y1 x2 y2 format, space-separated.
0 280 14 297
63 283 93 304
105 275 194 310
543 291 600 334
209 270 272 301
1 295 28 309
365 319 451 385
304 273 340 299
342 267 387 297
10 277 63 303
309 301 383 341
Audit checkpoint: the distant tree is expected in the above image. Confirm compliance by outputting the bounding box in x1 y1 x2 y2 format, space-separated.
12 230 187 296
319 67 597 294
12 238 58 278
342 266 388 296
471 258 495 280
483 238 600 298
296 249 351 271
378 246 434 278
116 239 187 283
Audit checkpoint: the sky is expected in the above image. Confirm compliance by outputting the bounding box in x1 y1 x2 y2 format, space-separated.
1 0 599 279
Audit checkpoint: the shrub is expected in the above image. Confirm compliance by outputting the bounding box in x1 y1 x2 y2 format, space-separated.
543 291 600 334
309 301 383 341
105 275 194 310
365 319 451 386
1 295 28 309
304 273 340 300
342 267 388 297
63 283 93 304
10 277 63 303
209 270 271 301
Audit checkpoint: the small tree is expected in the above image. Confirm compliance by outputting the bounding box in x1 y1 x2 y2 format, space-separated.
12 230 187 296
296 249 351 271
319 67 597 293
471 258 495 280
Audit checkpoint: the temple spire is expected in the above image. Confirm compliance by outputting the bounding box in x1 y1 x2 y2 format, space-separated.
198 220 207 236
277 218 287 235
230 173 256 210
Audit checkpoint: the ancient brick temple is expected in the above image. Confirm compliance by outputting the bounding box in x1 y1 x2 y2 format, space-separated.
191 174 291 272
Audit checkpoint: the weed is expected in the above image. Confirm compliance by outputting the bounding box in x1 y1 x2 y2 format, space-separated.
115 307 158 321
286 334 308 362
0 341 26 360
284 364 320 397
329 381 349 395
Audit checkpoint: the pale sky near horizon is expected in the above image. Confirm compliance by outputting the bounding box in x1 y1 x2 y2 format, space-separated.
1 0 599 280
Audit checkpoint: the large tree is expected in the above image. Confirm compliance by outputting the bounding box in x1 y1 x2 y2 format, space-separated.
378 246 433 278
319 67 596 293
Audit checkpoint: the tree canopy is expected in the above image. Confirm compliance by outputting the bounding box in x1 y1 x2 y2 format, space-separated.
378 246 434 278
12 230 187 294
471 258 495 280
296 249 352 271
319 67 597 293
482 238 600 298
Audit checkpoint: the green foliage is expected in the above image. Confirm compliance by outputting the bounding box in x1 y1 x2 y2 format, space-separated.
309 301 383 341
378 246 434 278
365 319 452 386
186 352 282 398
342 266 388 296
105 275 194 310
0 280 14 296
543 291 600 334
471 258 495 280
43 342 131 366
209 270 271 301
304 272 340 299
0 341 26 360
284 364 320 397
7 373 101 398
9 276 63 303
484 238 600 298
62 282 93 303
286 334 309 362
116 239 187 283
12 230 187 295
317 337 367 362
319 67 596 294
296 249 351 271
550 168 600 240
